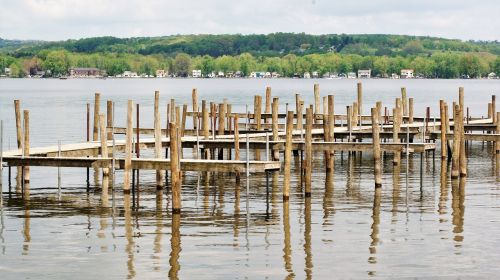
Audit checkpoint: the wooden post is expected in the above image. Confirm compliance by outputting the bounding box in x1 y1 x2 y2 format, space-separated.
106 100 113 140
357 82 362 117
314 84 320 120
496 112 500 154
124 100 133 193
401 87 408 119
408 98 414 124
393 107 401 166
451 105 461 179
202 100 209 139
93 93 100 141
23 110 30 183
170 99 175 124
254 95 262 131
154 91 164 188
192 89 198 130
170 122 181 214
234 115 240 160
492 95 496 124
458 87 467 177
372 108 382 188
296 94 303 131
218 103 226 159
328 95 335 142
352 102 358 128
99 114 109 176
305 107 313 196
283 111 293 201
272 97 280 161
14 100 23 186
376 101 382 124
347 106 352 135
439 100 447 159
488 103 492 120
181 104 187 137
265 86 272 123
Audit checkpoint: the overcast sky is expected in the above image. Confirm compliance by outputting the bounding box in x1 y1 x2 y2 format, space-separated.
0 0 498 41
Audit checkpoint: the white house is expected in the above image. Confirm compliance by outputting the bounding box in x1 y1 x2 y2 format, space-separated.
487 72 497 79
303 72 311 79
401 69 414 79
312 71 319 78
391 73 400 79
357 69 371 79
156 69 167 78
217 71 225 78
122 71 138 78
4 68 11 77
192 69 202 78
347 72 357 79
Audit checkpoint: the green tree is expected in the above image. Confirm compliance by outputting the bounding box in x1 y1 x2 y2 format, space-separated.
172 53 191 77
42 50 70 76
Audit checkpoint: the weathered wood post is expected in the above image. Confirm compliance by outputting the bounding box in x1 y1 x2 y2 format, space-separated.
124 100 133 193
272 97 280 161
408 98 414 124
496 112 500 154
265 86 272 123
106 100 113 140
352 102 359 129
99 114 109 176
218 103 226 159
192 88 198 130
305 107 313 197
202 100 210 159
23 110 30 184
401 87 408 120
492 95 496 124
234 115 240 182
451 105 461 179
254 95 262 131
376 101 382 124
170 99 176 124
283 111 293 201
347 106 352 137
372 108 382 188
327 95 335 171
296 94 303 132
393 106 401 166
357 82 363 119
14 100 23 188
181 104 187 137
93 93 101 141
440 100 447 159
154 91 164 189
459 87 467 177
314 84 320 122
170 122 181 214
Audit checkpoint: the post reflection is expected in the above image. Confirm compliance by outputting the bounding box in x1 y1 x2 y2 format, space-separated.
98 176 109 253
233 179 241 239
322 170 334 224
124 194 136 279
154 190 163 271
368 187 381 275
438 162 449 223
451 178 466 245
283 200 294 279
391 165 401 222
22 200 31 255
304 197 313 279
168 214 181 280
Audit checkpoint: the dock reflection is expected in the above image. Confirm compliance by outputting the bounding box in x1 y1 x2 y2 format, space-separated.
168 213 181 280
283 200 294 279
368 187 381 275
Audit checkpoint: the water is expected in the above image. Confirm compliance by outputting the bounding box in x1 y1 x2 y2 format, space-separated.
0 78 499 279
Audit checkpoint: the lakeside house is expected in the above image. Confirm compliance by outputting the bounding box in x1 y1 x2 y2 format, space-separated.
488 72 497 79
347 72 357 79
401 69 414 79
303 72 311 79
312 71 319 78
156 69 167 78
192 69 202 78
391 73 400 79
217 71 225 78
4 67 11 77
121 71 139 78
69 67 106 78
358 69 371 79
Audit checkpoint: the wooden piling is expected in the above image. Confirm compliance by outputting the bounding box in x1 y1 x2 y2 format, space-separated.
254 95 262 131
401 87 408 119
347 106 352 135
124 100 133 193
99 114 109 176
492 95 496 124
192 89 198 130
451 105 461 179
372 108 382 188
314 84 320 119
14 100 23 185
296 94 303 131
393 107 401 166
496 112 500 154
408 98 414 124
272 97 280 160
154 91 164 188
170 99 175 124
440 100 447 159
283 111 293 201
357 82 362 117
305 107 313 196
93 93 100 141
352 102 359 128
458 87 467 177
181 104 187 137
106 100 113 140
218 103 226 159
170 122 181 214
265 86 272 123
23 110 30 183
234 115 240 160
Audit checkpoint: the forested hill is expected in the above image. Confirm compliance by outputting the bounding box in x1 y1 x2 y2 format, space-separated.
2 33 500 57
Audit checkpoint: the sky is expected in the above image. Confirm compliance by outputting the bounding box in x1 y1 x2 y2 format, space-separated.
0 0 498 41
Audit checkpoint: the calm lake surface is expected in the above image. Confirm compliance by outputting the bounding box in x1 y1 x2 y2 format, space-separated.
0 78 499 279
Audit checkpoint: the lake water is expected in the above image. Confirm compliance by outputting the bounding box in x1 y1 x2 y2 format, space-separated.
0 78 499 279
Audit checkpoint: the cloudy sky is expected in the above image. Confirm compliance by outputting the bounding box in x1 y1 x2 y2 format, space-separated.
0 0 498 41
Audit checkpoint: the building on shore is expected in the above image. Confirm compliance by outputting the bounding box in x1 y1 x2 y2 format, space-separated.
192 69 202 78
4 67 11 77
357 69 371 79
347 72 357 79
156 69 167 78
303 72 311 79
487 72 497 79
391 73 400 79
69 68 106 78
401 69 414 79
121 71 139 78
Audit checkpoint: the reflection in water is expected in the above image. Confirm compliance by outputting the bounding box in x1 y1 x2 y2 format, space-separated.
154 190 163 271
451 178 466 246
124 194 136 279
439 163 449 223
99 176 110 253
23 201 31 255
16 167 22 194
304 197 313 279
233 179 241 240
368 188 381 275
283 201 295 279
323 170 334 225
169 214 181 280
391 165 401 223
